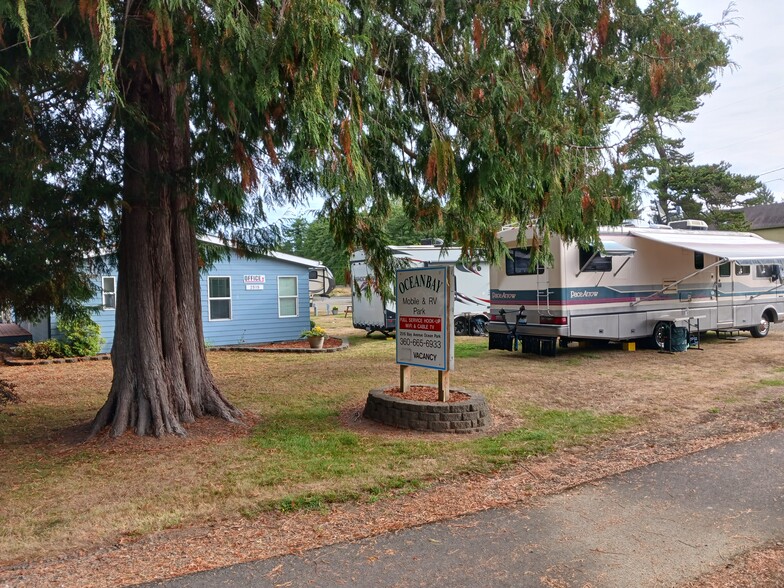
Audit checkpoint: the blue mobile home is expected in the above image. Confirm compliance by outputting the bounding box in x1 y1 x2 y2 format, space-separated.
44 247 324 353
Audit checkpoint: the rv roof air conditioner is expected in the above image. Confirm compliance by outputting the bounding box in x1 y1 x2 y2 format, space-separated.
668 219 708 231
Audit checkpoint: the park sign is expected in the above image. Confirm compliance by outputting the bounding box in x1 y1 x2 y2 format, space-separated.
395 265 454 372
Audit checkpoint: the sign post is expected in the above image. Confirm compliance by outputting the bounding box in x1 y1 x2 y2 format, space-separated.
395 266 454 401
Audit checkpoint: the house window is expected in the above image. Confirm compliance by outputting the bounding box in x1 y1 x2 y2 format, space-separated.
208 277 231 320
694 252 704 270
505 248 544 276
102 277 116 309
578 246 612 272
735 264 750 276
719 263 731 277
278 276 298 317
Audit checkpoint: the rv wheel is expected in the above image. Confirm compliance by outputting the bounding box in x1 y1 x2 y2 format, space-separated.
750 314 770 338
454 317 469 336
470 316 488 336
651 321 669 350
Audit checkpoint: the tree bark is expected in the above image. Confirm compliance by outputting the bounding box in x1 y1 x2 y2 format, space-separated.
90 8 241 438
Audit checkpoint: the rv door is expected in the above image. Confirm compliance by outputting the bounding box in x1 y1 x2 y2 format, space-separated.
715 262 734 326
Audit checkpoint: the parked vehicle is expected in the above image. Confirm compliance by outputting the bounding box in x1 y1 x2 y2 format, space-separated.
309 266 336 297
350 245 490 336
487 223 784 354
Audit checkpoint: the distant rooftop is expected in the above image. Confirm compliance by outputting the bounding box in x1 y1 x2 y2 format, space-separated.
0 323 31 338
743 203 784 230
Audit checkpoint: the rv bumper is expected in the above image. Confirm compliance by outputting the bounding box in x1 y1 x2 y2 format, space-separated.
487 321 567 338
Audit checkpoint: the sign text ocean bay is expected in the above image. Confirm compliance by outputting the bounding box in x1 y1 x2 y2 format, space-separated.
395 266 454 371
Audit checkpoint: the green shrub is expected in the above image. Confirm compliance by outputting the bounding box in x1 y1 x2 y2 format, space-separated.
57 315 103 356
12 339 66 359
12 341 37 359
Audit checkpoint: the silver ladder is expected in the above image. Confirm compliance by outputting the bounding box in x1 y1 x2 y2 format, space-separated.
536 271 551 313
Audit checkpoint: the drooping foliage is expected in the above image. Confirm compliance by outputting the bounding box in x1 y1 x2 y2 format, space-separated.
281 201 439 284
0 1 118 319
0 0 732 436
1 0 734 307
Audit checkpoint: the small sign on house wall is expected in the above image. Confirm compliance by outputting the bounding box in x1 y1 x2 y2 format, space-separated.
243 275 266 284
244 275 265 290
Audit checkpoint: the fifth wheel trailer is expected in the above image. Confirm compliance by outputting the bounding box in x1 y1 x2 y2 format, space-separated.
487 223 784 354
350 245 490 336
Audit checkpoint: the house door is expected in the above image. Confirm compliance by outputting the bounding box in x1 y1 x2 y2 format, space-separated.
715 262 734 326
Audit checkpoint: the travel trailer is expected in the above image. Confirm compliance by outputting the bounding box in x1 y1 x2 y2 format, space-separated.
350 245 490 336
308 266 336 297
487 223 784 354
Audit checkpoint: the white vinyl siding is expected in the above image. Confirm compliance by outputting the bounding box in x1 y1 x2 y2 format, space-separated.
208 276 232 321
278 276 298 317
102 276 116 310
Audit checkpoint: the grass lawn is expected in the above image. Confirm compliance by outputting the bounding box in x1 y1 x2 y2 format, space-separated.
1 315 782 565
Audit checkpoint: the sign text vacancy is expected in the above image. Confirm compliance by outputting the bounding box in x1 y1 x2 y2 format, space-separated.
396 266 454 371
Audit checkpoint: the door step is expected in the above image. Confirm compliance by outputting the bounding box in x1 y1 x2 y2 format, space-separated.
716 329 746 341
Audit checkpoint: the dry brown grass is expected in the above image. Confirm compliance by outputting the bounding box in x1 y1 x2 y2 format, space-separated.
683 543 784 587
1 315 782 586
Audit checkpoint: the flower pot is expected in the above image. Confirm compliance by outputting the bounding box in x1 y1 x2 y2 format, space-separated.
307 336 325 349
332 309 339 315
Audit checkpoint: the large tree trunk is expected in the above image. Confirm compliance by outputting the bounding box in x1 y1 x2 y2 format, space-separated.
90 8 241 437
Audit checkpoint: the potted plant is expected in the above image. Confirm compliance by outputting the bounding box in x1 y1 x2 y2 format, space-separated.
332 305 339 315
301 325 327 349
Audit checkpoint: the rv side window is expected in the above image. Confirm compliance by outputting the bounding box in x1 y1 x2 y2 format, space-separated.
694 252 704 270
755 265 777 279
719 263 731 277
505 248 544 275
735 264 750 276
578 247 612 272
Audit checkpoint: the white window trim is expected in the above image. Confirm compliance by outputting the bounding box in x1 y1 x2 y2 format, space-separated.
277 275 299 318
208 276 232 321
102 276 116 310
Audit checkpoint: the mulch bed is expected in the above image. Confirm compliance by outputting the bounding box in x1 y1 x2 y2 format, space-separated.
210 336 348 354
383 385 471 403
250 336 344 350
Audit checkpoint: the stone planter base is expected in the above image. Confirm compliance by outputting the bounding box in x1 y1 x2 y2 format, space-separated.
362 387 491 433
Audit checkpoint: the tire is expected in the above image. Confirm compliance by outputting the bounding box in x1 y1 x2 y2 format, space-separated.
750 314 770 338
454 316 469 336
651 321 670 350
470 316 488 336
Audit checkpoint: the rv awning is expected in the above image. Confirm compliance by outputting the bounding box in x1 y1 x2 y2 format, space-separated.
629 230 784 265
600 239 636 256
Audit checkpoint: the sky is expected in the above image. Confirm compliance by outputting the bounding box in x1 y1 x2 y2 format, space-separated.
674 0 784 201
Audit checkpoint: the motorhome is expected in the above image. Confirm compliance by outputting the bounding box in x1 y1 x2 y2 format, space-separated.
350 245 490 336
487 223 784 354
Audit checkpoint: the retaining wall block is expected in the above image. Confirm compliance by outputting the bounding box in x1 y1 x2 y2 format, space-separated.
362 388 492 434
